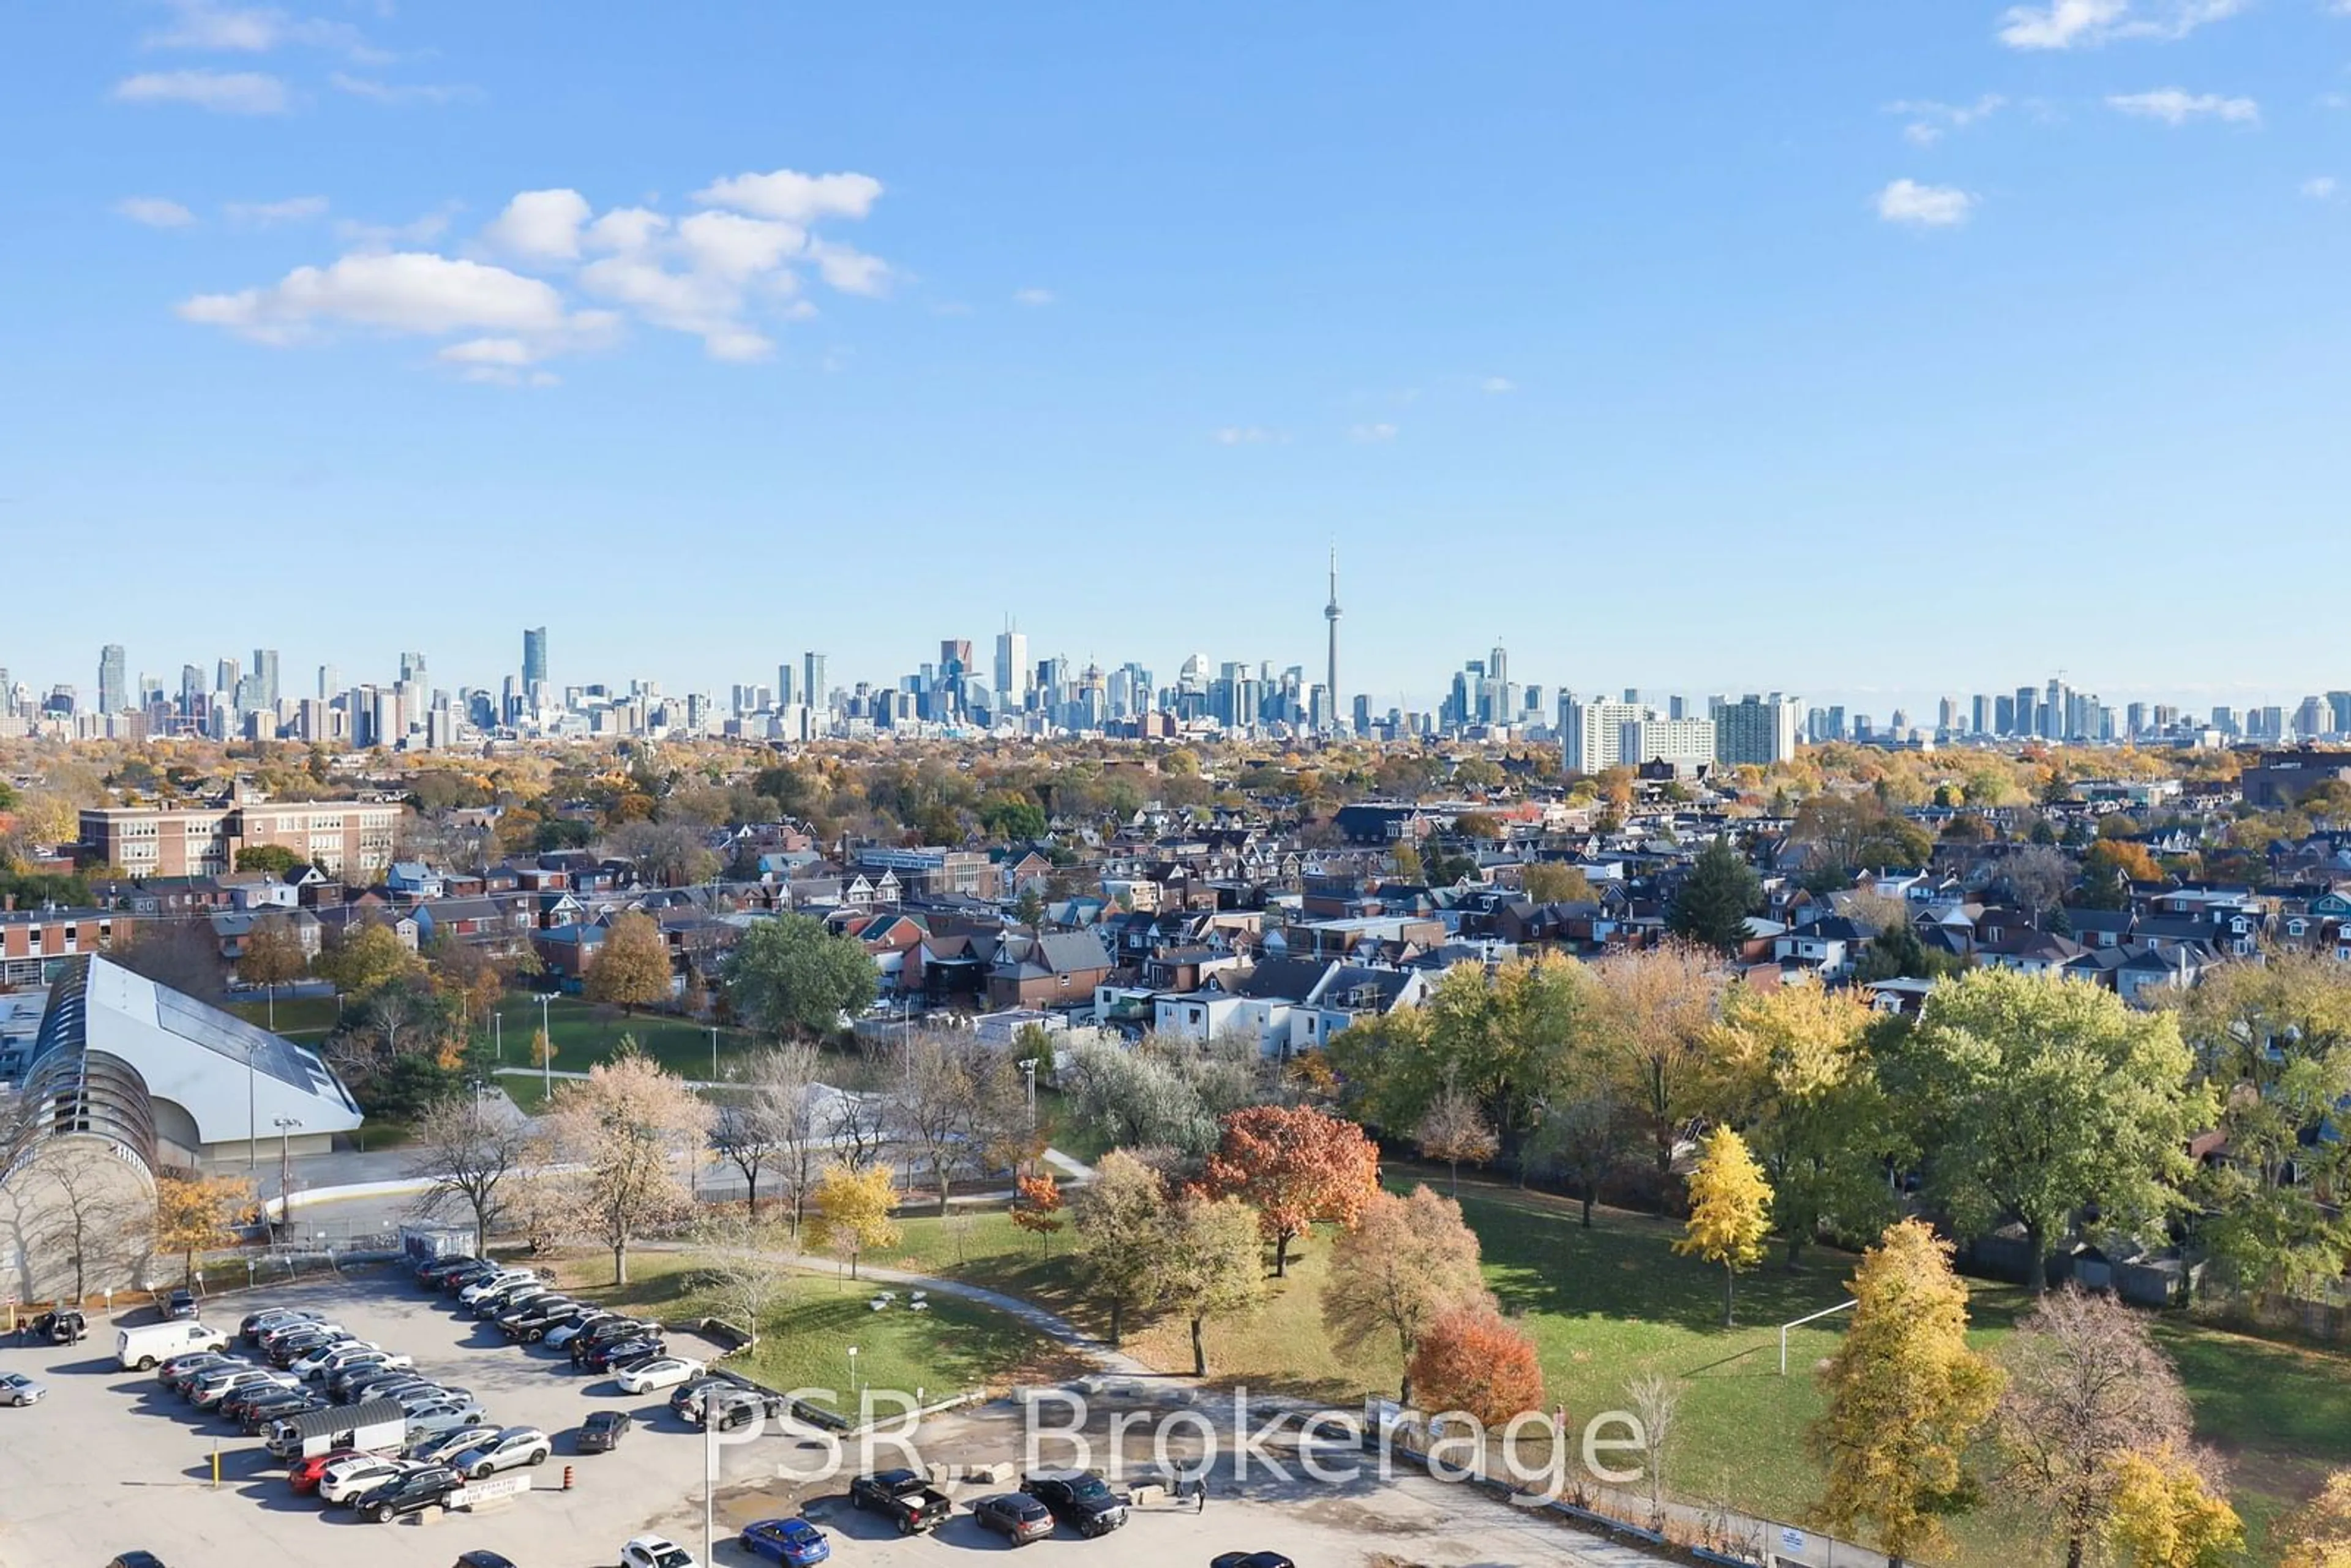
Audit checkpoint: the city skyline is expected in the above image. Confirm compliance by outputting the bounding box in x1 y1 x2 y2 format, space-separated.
8 4 2351 699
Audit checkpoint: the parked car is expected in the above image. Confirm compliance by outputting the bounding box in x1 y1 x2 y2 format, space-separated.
342 1373 435 1405
105 1553 165 1568
544 1312 615 1349
119 1321 230 1372
476 1285 555 1321
569 1320 658 1365
450 1426 551 1479
585 1335 666 1373
408 1424 502 1464
319 1455 424 1506
620 1535 699 1568
31 1308 87 1344
405 1401 492 1439
454 1554 518 1568
500 1301 584 1341
268 1329 352 1368
1209 1555 1297 1568
849 1469 954 1536
351 1463 463 1524
971 1493 1055 1545
1021 1470 1129 1537
162 1354 245 1394
291 1341 373 1379
459 1270 539 1307
700 1390 785 1433
738 1518 830 1566
287 1448 362 1495
192 1368 292 1409
232 1386 320 1430
241 1308 321 1345
577 1409 632 1452
260 1318 343 1351
165 1289 198 1319
415 1255 479 1286
0 1371 47 1407
212 1374 299 1417
616 1357 705 1394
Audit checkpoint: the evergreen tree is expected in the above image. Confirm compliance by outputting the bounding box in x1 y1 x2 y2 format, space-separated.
1667 835 1761 953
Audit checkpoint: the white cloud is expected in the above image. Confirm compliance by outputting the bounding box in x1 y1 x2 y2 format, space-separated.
329 72 473 106
1480 375 1516 394
576 253 770 359
1012 287 1055 307
1995 0 2245 48
334 204 457 251
114 196 197 228
479 189 592 263
1349 422 1400 443
584 207 669 255
436 336 564 386
112 69 290 114
1212 427 1282 446
691 168 883 223
177 250 588 347
2304 176 2341 200
1885 94 2006 146
142 0 379 58
224 195 328 225
2107 88 2260 124
808 239 890 296
677 211 806 279
1877 178 1977 227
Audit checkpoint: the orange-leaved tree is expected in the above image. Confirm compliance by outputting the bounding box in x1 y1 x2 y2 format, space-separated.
1011 1171 1065 1257
1406 1303 1545 1425
1205 1104 1381 1277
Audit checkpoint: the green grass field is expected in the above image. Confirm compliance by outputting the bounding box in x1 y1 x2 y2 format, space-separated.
225 993 340 1037
549 1248 1085 1414
872 1174 2349 1565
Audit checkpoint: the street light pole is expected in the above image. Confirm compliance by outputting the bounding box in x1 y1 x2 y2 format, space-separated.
538 992 552 1098
710 1024 718 1084
272 1117 302 1221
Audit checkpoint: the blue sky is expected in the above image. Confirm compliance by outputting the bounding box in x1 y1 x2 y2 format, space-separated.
4 0 2349 717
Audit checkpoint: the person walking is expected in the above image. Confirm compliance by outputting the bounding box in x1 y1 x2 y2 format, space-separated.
1194 1476 1208 1514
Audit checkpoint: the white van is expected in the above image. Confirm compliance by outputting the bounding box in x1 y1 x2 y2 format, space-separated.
118 1319 230 1371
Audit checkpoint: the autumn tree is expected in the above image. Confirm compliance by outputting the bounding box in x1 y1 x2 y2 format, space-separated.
1522 861 1595 905
1414 1085 1498 1195
315 920 420 999
1011 1171 1065 1256
1320 1185 1493 1403
237 912 309 1024
584 910 673 1014
1704 984 1900 1266
1666 835 1762 953
1071 1149 1170 1346
1406 1304 1545 1425
405 1092 541 1245
1590 942 1727 1176
1810 1220 2003 1565
1996 1287 2196 1568
154 1172 255 1287
1674 1127 1773 1326
2280 1469 2351 1568
2105 1446 2241 1568
1205 1104 1381 1277
542 1045 711 1285
807 1161 901 1280
1152 1191 1265 1376
722 913 877 1039
1885 969 2204 1294
1526 1085 1637 1227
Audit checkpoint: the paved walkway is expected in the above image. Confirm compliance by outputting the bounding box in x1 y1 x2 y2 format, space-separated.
783 1253 1157 1378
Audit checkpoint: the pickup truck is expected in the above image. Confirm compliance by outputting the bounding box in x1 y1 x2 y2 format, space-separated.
848 1469 954 1536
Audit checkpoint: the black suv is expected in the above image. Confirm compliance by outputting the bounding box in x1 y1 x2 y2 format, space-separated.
351 1465 463 1524
1021 1471 1128 1537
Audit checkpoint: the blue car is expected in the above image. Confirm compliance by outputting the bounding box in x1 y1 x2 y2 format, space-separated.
740 1518 830 1566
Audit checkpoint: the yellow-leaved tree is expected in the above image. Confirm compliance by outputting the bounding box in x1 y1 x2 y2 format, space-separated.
807 1162 901 1281
1810 1219 2003 1566
2281 1470 2351 1568
2104 1445 2242 1568
1673 1125 1772 1327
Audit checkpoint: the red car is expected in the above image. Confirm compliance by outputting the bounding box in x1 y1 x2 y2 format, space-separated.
288 1449 362 1495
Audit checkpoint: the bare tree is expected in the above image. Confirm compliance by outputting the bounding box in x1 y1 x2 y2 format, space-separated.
689 1210 798 1352
822 1051 898 1172
405 1092 541 1245
541 1046 712 1285
36 1148 148 1302
1996 1286 2193 1568
1625 1371 1684 1529
739 1043 824 1234
1415 1084 1499 1195
1987 844 2075 917
895 1031 982 1215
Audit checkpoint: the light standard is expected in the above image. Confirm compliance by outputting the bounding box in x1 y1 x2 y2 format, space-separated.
536 991 553 1098
710 1024 719 1084
1018 1059 1038 1130
271 1117 302 1222
846 1345 859 1409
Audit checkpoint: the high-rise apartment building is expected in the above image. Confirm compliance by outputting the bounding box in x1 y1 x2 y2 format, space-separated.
1714 693 1802 767
97 645 127 715
803 653 827 715
522 627 547 691
1562 694 1651 774
1628 716 1717 775
253 648 280 710
994 629 1030 706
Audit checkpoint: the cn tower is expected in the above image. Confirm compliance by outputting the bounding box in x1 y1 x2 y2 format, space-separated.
1324 543 1341 731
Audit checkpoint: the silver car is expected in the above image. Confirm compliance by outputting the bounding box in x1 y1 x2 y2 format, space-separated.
0 1372 45 1406
451 1426 552 1479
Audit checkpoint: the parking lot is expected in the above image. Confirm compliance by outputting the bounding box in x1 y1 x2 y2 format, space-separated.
0 1264 1668 1568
